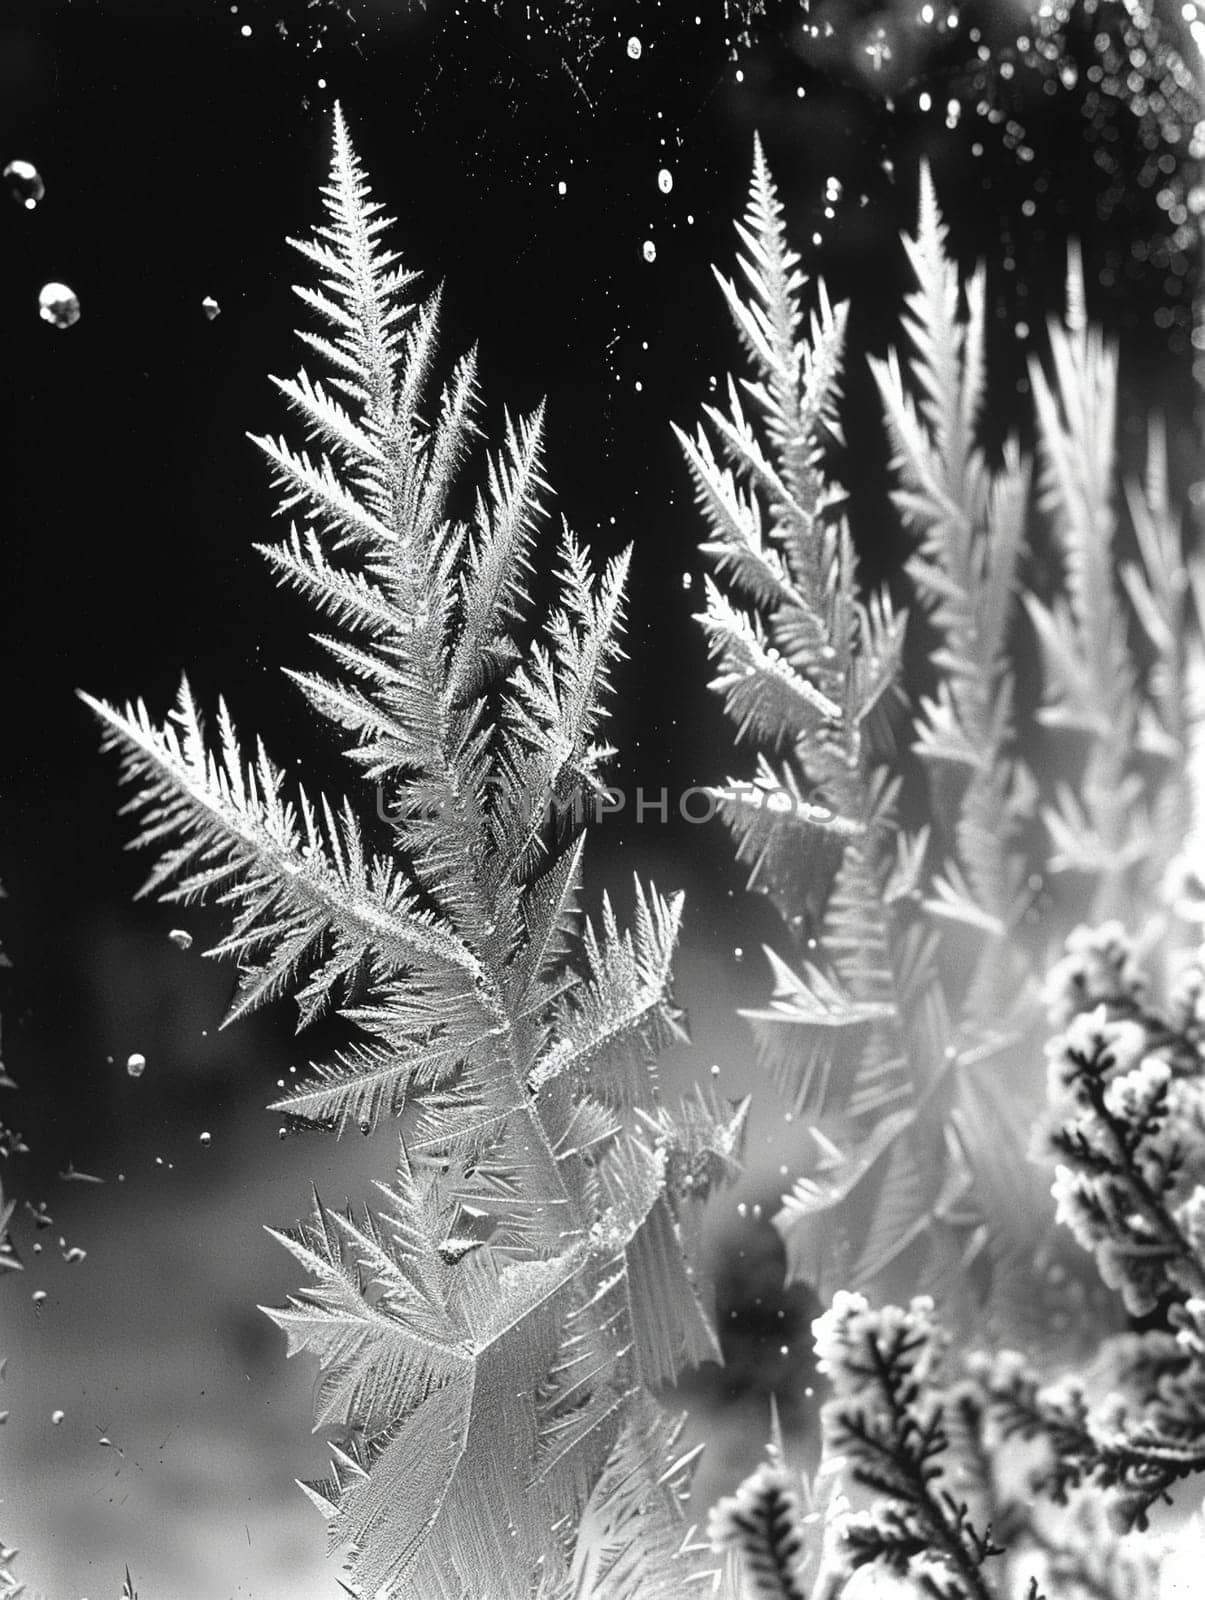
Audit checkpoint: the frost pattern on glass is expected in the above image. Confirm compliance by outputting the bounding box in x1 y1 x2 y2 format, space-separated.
678 140 1203 1332
84 107 747 1599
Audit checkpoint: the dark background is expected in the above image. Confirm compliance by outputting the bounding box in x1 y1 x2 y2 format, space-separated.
0 1 1201 1595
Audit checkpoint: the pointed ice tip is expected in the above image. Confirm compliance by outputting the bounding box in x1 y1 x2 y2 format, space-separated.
767 1391 787 1466
1064 238 1087 334
916 156 933 212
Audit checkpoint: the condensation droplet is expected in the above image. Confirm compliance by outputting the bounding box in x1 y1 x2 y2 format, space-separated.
168 928 193 950
657 168 673 194
557 180 567 196
38 283 80 331
200 297 220 323
642 239 656 263
5 159 44 210
626 35 642 59
51 1408 64 1425
126 1053 146 1079
32 1289 47 1307
199 1131 211 1146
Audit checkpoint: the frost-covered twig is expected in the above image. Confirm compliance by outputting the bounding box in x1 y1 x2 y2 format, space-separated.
812 1294 1012 1600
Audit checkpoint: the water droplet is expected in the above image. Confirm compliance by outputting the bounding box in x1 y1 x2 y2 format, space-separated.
51 1408 64 1425
709 1063 720 1076
199 1131 211 1147
32 1290 46 1307
126 1053 146 1079
657 168 673 194
557 180 567 196
38 283 80 331
5 159 44 210
642 239 657 263
168 928 193 950
200 297 220 323
681 572 693 589
626 35 642 59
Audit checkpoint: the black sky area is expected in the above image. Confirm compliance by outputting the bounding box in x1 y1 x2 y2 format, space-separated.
0 0 1200 1180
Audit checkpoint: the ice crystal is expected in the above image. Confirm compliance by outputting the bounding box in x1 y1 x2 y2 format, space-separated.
86 108 743 1599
